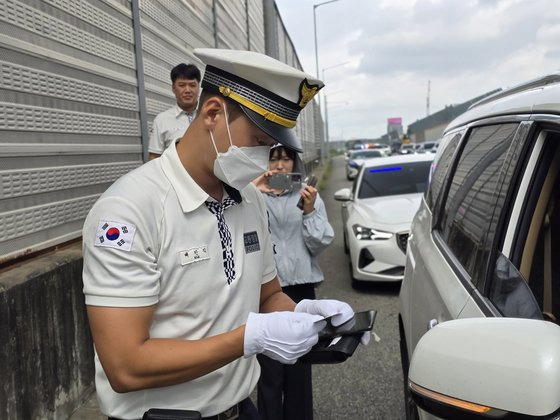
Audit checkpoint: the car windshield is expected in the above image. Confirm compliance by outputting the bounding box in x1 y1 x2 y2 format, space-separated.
358 161 432 199
350 150 382 159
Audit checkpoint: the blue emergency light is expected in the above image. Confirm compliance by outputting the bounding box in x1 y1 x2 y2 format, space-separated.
369 167 402 173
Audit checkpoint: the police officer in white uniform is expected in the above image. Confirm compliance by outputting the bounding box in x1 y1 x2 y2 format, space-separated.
148 63 201 160
82 48 361 420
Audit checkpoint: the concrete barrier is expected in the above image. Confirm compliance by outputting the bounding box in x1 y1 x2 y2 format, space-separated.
0 243 94 419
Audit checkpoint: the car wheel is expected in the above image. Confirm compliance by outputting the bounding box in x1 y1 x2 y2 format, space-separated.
351 278 361 289
399 318 419 420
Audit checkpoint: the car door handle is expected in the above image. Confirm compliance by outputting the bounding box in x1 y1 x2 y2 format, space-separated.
427 319 438 330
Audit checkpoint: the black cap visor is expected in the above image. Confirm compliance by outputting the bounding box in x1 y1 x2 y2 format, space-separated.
240 105 303 152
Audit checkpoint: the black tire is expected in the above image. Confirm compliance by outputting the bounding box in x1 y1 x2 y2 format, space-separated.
399 319 419 420
349 262 361 289
351 278 361 289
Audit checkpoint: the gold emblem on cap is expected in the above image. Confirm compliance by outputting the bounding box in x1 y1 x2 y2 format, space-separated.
298 79 320 108
218 85 297 128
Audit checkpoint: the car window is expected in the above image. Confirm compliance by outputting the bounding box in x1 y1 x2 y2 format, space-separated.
437 123 519 289
357 161 432 199
510 130 560 321
426 132 463 211
490 252 542 319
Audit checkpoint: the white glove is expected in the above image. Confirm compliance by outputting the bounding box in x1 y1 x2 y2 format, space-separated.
244 311 325 364
294 299 354 326
295 299 371 346
360 331 371 345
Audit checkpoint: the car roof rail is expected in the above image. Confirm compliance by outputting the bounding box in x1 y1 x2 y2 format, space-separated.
468 73 560 110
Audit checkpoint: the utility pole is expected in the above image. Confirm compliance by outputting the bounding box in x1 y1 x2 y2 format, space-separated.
313 0 343 164
426 80 431 116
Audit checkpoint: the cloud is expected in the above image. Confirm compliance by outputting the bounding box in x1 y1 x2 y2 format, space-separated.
354 0 558 76
275 0 560 138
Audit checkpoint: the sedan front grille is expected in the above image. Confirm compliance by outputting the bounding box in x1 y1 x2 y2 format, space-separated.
397 232 409 254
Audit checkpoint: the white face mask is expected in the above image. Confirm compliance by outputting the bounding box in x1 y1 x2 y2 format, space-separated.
210 104 270 190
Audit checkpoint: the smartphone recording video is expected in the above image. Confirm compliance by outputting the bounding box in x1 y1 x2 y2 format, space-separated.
268 172 302 190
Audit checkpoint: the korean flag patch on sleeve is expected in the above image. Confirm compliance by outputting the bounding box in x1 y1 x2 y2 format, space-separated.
94 220 137 252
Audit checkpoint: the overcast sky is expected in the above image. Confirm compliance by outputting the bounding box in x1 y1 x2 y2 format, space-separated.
274 0 560 141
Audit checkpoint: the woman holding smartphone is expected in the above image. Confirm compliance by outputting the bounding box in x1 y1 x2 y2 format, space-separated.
252 145 335 420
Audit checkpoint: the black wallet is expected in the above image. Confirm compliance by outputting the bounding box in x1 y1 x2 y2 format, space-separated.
142 408 201 420
300 333 362 364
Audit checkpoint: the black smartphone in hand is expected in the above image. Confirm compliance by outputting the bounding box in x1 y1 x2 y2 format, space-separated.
297 175 318 210
318 310 376 339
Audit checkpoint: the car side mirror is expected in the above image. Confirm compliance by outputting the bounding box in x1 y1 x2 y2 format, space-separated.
334 188 352 201
408 318 560 419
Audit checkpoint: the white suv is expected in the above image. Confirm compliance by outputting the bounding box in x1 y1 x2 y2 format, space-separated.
398 73 560 419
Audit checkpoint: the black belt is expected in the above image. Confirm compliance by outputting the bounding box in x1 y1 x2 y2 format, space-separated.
108 401 241 420
202 402 240 420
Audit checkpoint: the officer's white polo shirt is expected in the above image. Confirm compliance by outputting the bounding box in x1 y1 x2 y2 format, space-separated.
82 144 277 418
148 104 195 155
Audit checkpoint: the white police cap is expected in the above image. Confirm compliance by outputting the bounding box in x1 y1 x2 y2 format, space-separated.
193 48 324 152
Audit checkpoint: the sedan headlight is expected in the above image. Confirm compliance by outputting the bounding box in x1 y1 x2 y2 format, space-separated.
348 160 360 169
352 224 393 240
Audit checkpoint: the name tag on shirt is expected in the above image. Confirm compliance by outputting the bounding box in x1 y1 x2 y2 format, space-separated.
180 245 209 266
244 231 260 254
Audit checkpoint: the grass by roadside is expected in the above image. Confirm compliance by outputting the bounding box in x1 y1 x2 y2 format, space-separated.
317 158 331 192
